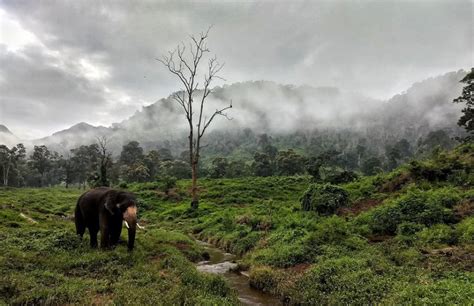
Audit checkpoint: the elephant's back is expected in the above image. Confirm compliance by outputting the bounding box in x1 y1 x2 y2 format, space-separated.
77 187 112 211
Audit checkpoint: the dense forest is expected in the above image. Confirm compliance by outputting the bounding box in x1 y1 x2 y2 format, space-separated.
0 127 460 188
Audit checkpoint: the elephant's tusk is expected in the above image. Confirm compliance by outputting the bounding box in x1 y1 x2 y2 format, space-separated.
124 221 130 229
137 223 145 230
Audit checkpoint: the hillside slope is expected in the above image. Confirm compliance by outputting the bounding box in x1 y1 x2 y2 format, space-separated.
32 70 466 154
130 143 473 304
0 144 472 304
0 124 19 147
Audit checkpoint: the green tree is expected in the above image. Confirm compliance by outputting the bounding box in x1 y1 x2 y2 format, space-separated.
275 149 305 176
0 143 26 186
58 154 75 188
70 144 100 188
227 160 250 178
96 136 112 187
29 145 52 187
258 134 278 159
120 141 144 166
160 160 191 179
122 162 150 182
453 68 473 140
253 152 274 177
361 156 383 176
209 157 229 178
144 150 161 179
306 156 323 181
417 130 455 154
157 148 173 161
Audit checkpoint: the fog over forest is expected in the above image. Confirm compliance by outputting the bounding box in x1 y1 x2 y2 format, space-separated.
0 70 466 156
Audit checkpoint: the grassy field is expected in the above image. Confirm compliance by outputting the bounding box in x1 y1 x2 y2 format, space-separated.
1 144 473 304
0 188 237 305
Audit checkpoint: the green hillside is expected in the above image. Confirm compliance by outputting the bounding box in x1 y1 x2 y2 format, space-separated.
1 144 473 304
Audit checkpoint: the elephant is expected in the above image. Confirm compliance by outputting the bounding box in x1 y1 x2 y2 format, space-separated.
74 187 140 250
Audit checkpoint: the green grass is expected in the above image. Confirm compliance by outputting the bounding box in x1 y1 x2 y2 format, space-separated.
0 188 237 305
1 144 473 304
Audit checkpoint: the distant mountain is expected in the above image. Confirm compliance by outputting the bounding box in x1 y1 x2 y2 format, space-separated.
0 124 20 147
31 70 467 154
33 122 112 151
0 124 12 134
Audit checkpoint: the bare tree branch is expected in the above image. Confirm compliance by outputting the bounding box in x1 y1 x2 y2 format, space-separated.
199 102 232 138
157 27 231 209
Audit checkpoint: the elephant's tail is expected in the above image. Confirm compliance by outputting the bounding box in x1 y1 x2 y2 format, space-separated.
74 198 86 237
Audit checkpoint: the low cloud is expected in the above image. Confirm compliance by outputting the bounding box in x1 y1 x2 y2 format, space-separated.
0 1 471 139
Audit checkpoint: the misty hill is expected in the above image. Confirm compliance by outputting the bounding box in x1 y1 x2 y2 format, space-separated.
33 70 466 155
33 122 112 150
0 124 12 134
0 124 19 147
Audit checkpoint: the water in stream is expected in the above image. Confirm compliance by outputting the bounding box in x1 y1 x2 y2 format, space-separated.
196 241 282 306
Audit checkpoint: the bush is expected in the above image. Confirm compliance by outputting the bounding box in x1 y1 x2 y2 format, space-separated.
292 257 394 305
249 266 281 293
305 216 366 256
319 167 358 184
364 188 456 235
300 184 349 215
456 217 474 244
395 222 426 245
384 277 474 305
416 224 456 247
397 222 426 236
251 243 308 268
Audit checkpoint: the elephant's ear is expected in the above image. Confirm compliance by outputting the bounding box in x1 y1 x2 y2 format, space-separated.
104 190 119 215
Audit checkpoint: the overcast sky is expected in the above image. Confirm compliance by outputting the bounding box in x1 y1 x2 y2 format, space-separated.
0 0 472 139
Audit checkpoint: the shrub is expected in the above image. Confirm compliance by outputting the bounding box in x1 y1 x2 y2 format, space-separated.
300 184 349 215
118 181 128 189
416 224 456 247
395 222 426 245
319 167 358 184
292 257 394 305
249 266 281 293
364 188 456 235
397 222 426 236
456 217 474 244
252 243 308 268
384 277 474 305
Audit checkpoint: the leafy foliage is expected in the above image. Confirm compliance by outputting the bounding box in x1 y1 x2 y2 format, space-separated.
300 183 349 215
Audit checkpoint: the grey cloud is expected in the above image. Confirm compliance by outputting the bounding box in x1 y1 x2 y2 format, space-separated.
0 0 472 139
0 45 129 138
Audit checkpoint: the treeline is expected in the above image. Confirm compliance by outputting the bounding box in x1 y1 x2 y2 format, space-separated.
0 128 457 188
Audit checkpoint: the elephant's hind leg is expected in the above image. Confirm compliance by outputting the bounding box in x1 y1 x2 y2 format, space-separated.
74 205 86 239
89 226 99 248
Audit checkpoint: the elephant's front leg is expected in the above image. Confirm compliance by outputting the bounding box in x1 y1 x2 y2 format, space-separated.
100 226 110 249
99 218 111 249
109 220 122 246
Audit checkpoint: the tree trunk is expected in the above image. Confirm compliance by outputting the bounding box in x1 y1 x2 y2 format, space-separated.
100 161 108 187
2 166 7 186
3 164 10 186
191 161 199 209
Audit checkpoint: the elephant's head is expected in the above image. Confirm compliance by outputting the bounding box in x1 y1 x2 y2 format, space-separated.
105 190 139 250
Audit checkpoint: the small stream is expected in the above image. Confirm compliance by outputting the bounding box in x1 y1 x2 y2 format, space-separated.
196 241 281 306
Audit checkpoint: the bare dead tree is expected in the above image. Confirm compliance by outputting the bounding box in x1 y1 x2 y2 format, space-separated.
96 136 112 187
158 28 232 209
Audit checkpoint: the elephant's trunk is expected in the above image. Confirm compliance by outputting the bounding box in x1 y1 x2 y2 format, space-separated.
127 223 136 251
123 205 137 251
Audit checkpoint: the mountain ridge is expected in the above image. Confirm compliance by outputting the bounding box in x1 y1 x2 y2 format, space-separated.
0 124 13 135
2 69 467 153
